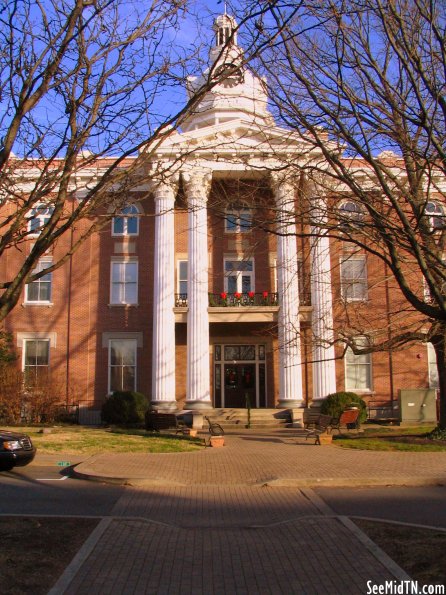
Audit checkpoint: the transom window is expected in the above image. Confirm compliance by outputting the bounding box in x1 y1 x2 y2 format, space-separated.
23 339 50 385
225 205 252 233
108 339 136 393
112 204 140 236
224 259 254 293
345 337 372 391
28 204 54 236
425 201 445 230
25 259 52 303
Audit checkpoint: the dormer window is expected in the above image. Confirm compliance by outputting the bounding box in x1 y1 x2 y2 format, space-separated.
112 204 140 236
28 204 54 236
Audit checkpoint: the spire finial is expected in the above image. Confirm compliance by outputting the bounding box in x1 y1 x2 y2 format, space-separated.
224 1 227 14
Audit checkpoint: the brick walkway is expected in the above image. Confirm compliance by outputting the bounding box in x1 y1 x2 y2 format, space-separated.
50 429 446 594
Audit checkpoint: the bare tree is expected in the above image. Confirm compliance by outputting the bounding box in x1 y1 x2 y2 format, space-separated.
237 0 446 427
0 0 217 320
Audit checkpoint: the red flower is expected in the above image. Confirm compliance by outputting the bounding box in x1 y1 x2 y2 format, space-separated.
262 291 269 298
220 292 227 299
234 292 241 299
248 291 255 298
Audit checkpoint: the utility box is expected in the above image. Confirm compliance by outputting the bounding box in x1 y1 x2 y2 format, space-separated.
398 389 437 423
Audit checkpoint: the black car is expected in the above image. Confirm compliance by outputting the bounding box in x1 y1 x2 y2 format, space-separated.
0 430 36 471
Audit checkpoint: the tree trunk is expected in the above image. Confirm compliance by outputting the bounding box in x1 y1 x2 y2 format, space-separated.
432 324 446 430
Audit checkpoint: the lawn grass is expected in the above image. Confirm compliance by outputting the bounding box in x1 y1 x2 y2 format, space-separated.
4 425 203 454
334 424 446 451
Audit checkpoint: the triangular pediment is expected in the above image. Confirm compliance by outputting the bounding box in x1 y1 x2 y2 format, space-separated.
152 119 329 162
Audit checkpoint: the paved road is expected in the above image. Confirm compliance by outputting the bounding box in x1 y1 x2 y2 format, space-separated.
316 485 446 528
0 458 124 517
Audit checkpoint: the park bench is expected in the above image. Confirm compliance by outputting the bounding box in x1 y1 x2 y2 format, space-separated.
330 409 360 433
145 412 185 433
294 413 333 445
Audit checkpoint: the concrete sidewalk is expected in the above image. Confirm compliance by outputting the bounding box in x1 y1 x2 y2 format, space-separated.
49 429 446 594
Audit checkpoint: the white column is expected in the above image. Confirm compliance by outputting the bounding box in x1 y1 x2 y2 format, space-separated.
311 195 337 401
150 179 177 411
183 170 212 410
272 174 303 408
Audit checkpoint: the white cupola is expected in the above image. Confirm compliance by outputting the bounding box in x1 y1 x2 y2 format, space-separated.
182 12 274 132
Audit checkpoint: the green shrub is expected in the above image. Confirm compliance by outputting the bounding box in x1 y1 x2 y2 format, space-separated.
101 391 148 426
320 391 367 423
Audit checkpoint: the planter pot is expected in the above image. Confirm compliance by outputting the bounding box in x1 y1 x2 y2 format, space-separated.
318 433 333 445
210 436 225 448
183 428 198 438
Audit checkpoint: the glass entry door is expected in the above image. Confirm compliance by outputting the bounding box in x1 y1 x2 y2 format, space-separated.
214 344 266 408
224 364 256 408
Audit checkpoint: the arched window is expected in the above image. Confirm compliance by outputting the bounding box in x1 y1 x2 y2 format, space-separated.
112 204 140 236
225 204 252 233
27 204 54 236
338 200 364 224
425 201 445 230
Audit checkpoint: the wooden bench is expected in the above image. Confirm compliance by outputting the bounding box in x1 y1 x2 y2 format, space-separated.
145 412 185 433
303 410 323 429
330 409 360 433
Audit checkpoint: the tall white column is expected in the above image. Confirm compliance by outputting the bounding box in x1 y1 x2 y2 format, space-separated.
272 174 303 408
183 170 212 410
150 179 177 411
310 195 337 401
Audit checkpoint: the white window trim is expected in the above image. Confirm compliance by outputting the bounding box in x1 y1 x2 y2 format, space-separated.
224 205 252 234
177 259 188 295
111 204 140 237
110 260 138 306
340 255 368 302
22 338 51 377
25 258 53 305
344 339 373 393
108 338 137 394
427 343 439 389
224 257 255 293
27 204 54 238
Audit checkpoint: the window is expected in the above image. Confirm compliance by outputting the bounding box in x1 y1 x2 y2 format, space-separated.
177 260 188 295
425 201 445 231
224 259 254 293
338 200 364 230
340 255 367 301
112 204 140 236
25 259 52 303
23 339 50 385
345 337 372 391
110 261 138 305
427 343 439 389
27 204 54 236
108 339 136 393
225 205 252 233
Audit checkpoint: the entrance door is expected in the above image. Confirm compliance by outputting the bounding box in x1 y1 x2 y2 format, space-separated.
224 363 256 408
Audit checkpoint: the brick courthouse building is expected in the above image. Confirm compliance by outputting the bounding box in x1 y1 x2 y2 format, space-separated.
2 14 441 422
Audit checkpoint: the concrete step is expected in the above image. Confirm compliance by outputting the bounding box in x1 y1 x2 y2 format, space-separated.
203 408 291 429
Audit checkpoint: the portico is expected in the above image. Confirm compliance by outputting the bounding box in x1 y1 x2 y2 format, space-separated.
149 13 337 411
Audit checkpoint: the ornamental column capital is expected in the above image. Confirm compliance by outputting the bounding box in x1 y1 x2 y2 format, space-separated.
270 172 297 205
148 175 179 202
182 169 212 203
